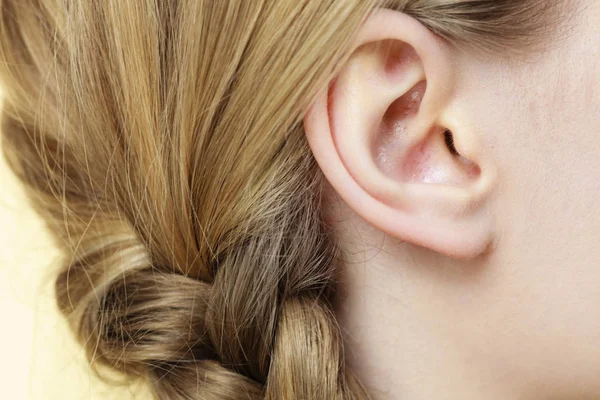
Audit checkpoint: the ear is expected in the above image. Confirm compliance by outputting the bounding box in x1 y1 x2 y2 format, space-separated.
304 9 497 259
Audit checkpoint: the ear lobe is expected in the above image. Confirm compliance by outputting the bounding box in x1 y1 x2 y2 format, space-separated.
304 9 497 259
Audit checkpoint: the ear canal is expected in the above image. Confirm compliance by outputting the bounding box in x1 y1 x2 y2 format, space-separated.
444 129 460 157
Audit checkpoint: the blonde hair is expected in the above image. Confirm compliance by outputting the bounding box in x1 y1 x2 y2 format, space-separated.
0 1 557 398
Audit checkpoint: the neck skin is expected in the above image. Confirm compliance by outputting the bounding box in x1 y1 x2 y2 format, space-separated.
330 199 528 400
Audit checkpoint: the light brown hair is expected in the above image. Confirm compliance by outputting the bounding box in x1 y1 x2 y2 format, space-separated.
0 1 558 398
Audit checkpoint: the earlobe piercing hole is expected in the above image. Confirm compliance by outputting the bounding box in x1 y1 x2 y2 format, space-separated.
444 129 460 156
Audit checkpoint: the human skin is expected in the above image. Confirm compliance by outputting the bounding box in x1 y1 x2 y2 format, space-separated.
305 1 600 399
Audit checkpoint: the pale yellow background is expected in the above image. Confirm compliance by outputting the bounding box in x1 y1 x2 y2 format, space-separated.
0 94 150 399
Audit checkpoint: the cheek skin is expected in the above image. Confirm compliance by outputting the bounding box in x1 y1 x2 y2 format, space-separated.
449 4 600 396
